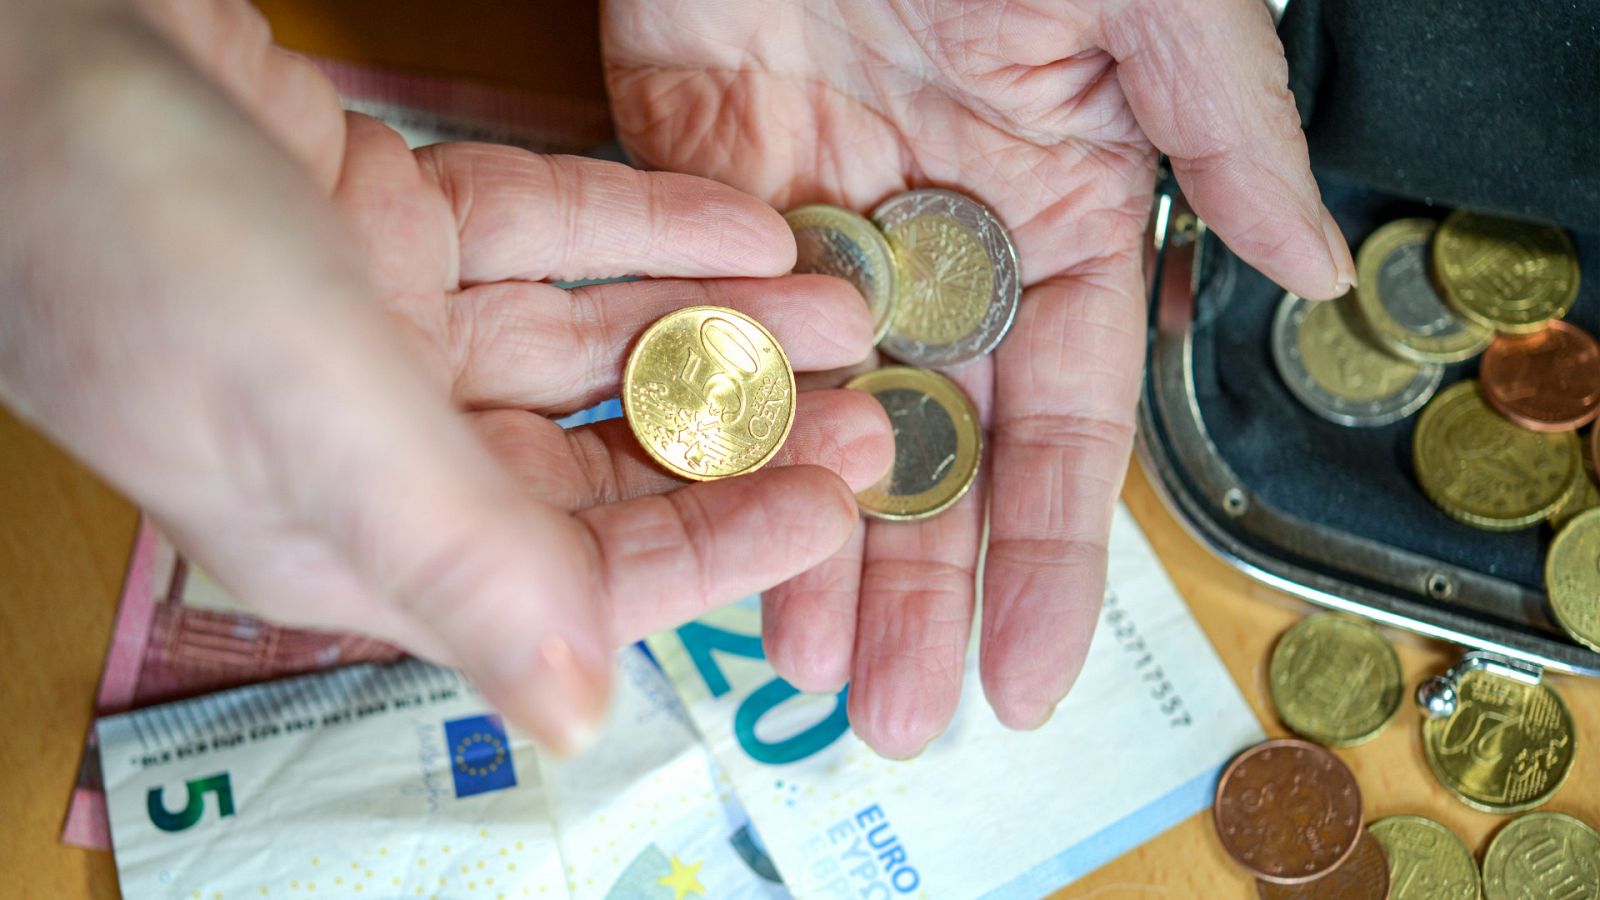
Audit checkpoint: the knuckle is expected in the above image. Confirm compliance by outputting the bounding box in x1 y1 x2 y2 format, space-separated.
995 410 1136 459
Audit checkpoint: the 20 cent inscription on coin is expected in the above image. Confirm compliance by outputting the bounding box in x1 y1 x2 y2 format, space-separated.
1421 669 1576 813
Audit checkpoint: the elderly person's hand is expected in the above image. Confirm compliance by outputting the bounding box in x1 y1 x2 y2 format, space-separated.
0 0 892 752
605 0 1354 756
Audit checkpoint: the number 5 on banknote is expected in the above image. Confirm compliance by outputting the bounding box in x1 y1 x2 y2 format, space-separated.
147 772 235 832
670 620 850 765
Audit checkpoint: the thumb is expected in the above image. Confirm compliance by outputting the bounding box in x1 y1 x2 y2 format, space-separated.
1101 0 1356 299
0 16 614 755
349 445 618 757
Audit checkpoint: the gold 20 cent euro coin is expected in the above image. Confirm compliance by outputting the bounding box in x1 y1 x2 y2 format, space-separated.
1422 668 1576 813
623 306 796 481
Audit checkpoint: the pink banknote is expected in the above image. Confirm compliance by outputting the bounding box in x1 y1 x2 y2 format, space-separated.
61 518 405 849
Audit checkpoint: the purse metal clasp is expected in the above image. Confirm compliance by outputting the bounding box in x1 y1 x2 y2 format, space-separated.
1415 651 1544 719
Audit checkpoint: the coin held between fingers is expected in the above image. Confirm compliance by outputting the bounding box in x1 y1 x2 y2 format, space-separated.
786 204 898 346
622 306 796 481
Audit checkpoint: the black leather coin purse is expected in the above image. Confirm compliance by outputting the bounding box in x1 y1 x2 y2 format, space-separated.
1138 0 1600 700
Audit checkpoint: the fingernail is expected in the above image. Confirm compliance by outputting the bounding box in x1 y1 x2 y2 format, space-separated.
851 719 933 761
850 687 947 761
1023 701 1060 731
1319 206 1358 295
508 635 610 758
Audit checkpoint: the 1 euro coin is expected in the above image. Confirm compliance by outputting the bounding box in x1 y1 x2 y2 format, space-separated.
845 366 981 521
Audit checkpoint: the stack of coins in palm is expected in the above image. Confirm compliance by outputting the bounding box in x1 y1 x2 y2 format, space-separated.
1214 612 1600 898
618 188 1018 519
781 191 1019 520
1273 210 1600 653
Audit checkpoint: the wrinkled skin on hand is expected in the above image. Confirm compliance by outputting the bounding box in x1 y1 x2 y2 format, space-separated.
0 0 895 753
605 0 1355 757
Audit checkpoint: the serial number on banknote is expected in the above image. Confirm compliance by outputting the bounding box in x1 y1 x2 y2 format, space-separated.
124 685 464 771
1103 590 1194 728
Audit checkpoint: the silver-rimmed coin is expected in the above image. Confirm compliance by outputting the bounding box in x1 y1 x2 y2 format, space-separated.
871 188 1020 368
1272 292 1443 427
784 204 898 345
1353 218 1491 363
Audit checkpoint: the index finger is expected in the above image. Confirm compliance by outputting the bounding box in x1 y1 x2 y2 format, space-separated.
416 144 796 284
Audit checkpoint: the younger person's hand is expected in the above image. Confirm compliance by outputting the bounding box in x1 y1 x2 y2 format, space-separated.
0 0 892 752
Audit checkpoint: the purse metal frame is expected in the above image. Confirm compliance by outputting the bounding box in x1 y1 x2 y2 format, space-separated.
1135 180 1600 685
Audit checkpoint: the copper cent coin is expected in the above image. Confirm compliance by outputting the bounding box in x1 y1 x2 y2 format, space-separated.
1215 739 1365 884
1257 830 1391 900
1480 321 1600 432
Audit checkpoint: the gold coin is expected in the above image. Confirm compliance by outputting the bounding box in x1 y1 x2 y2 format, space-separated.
1354 218 1492 362
845 366 980 520
622 306 796 481
1482 812 1600 900
1545 507 1600 652
1433 211 1581 334
1369 816 1481 900
1269 614 1402 746
1548 467 1600 532
1412 380 1580 530
784 204 898 345
1422 668 1576 813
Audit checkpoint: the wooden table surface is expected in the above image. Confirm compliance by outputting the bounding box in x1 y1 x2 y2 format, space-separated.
3 4 1598 897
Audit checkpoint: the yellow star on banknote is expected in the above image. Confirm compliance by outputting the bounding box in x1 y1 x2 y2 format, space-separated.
657 854 705 900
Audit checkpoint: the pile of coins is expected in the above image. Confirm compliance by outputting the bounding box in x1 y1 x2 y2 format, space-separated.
1274 211 1581 429
1213 611 1599 898
786 190 1018 520
619 187 1016 515
1272 210 1600 653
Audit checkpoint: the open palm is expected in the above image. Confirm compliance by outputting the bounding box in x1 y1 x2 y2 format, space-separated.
606 0 1356 755
7 0 896 753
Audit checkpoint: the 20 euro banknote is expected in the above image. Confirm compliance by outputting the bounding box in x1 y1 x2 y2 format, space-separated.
645 505 1263 899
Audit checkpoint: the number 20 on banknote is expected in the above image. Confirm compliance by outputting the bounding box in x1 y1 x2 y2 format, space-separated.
663 616 849 765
